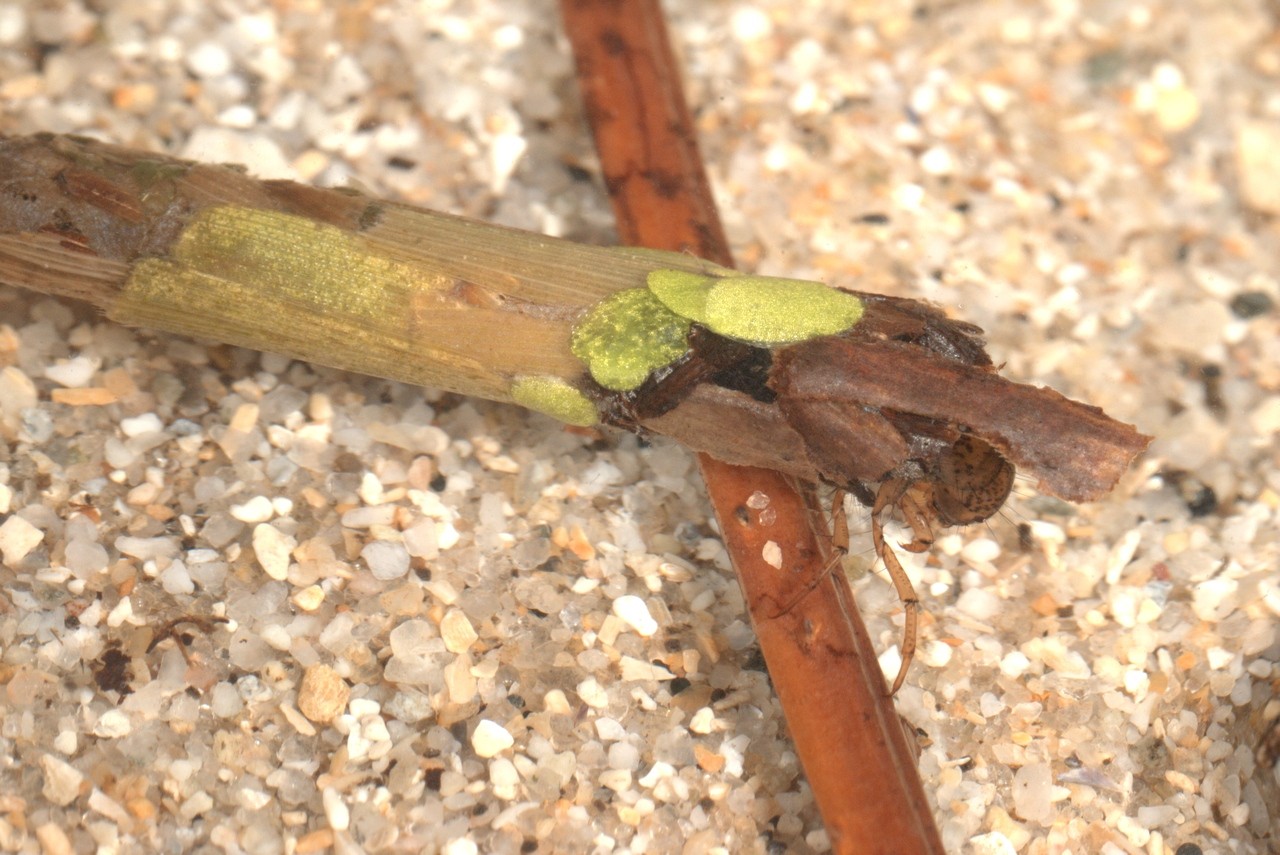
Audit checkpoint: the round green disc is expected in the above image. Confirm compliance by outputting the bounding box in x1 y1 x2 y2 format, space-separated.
510 376 599 426
647 269 864 346
570 289 691 391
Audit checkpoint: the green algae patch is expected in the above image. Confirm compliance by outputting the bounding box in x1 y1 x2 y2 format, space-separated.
510 376 598 426
570 289 691 391
645 268 711 323
647 269 864 346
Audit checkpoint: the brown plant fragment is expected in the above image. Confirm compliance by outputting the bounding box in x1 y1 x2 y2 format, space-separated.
773 334 1150 504
562 1 954 850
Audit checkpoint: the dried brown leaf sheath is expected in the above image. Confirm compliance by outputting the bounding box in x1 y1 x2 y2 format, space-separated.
773 335 1151 504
